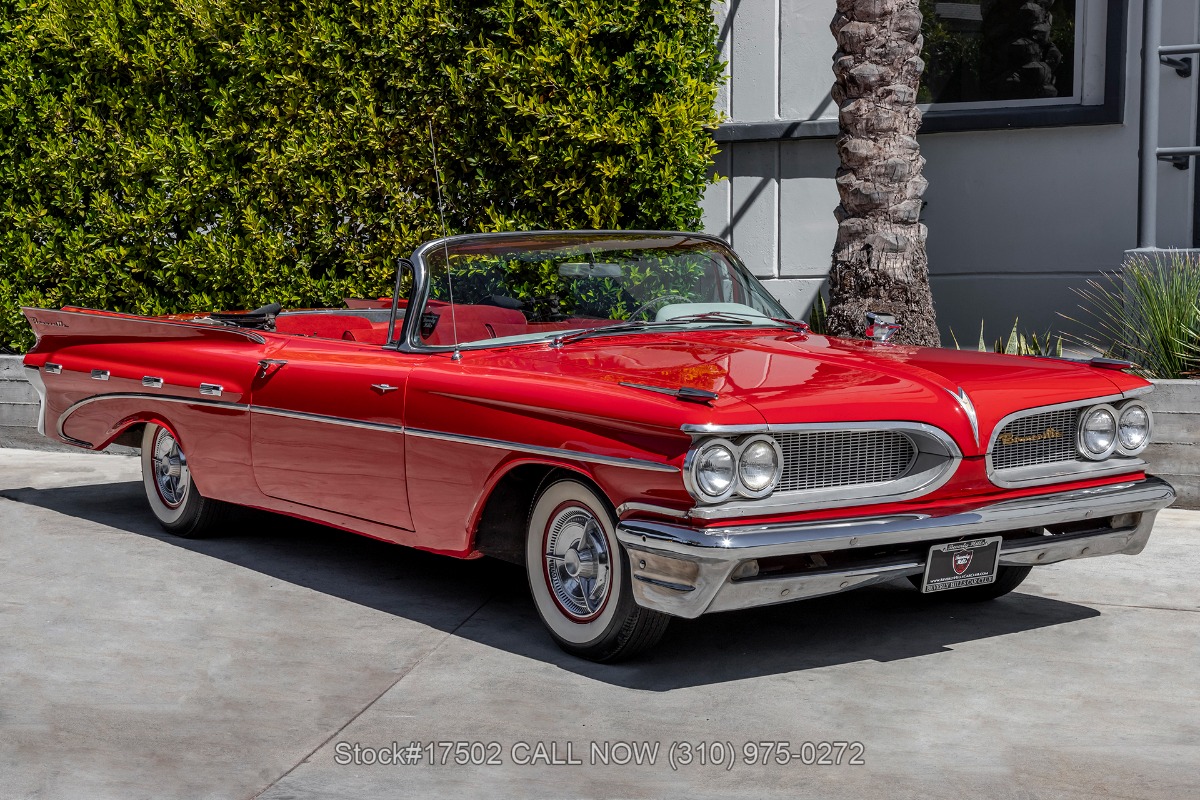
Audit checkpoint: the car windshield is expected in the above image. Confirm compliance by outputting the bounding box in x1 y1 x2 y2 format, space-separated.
410 232 791 348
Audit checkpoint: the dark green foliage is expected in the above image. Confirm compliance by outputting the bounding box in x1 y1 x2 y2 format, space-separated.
0 0 722 350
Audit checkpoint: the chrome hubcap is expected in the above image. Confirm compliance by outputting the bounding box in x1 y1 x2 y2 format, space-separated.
152 428 189 508
544 506 611 620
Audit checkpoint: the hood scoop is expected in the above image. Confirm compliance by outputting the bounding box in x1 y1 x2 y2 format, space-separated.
620 382 718 405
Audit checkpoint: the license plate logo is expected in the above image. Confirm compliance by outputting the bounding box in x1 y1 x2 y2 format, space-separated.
922 537 1001 593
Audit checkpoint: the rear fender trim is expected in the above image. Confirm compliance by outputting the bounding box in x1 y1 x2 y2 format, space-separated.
56 393 249 450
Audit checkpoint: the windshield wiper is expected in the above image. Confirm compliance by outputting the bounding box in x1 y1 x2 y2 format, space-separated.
666 312 756 325
665 312 809 333
549 312 806 347
550 321 672 347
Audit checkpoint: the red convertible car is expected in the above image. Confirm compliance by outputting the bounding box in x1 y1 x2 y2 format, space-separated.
21 231 1175 661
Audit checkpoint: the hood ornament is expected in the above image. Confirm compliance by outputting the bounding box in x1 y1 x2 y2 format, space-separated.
944 386 980 447
864 312 901 342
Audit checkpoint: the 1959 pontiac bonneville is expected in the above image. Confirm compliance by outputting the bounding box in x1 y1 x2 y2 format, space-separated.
22 231 1176 661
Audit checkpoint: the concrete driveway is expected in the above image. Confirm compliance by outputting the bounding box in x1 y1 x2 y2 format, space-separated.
1 448 1196 800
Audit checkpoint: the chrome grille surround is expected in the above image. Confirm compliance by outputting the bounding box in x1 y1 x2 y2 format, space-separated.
770 429 918 493
986 392 1152 489
681 421 961 521
991 408 1080 471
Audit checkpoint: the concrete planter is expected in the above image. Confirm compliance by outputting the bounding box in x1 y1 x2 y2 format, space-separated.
1144 379 1199 510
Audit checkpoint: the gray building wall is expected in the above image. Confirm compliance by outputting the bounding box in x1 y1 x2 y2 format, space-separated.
702 0 1200 343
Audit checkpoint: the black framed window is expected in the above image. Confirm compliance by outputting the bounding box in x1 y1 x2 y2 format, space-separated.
920 0 1078 105
714 0 1125 143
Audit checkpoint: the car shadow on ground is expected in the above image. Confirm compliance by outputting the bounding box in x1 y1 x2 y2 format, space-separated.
3 480 1102 691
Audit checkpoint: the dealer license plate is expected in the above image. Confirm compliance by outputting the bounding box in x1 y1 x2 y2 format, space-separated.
921 537 1002 593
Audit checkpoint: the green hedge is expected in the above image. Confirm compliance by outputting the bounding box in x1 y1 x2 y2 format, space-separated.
0 0 722 351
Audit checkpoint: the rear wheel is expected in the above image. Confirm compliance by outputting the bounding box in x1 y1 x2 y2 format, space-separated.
908 565 1033 601
140 423 229 538
525 479 669 662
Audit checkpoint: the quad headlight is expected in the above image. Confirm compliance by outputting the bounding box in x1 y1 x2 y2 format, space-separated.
693 441 736 498
1077 401 1152 460
1116 401 1152 455
1078 405 1118 459
687 435 783 503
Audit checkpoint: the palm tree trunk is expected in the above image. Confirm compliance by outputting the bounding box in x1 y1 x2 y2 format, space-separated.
826 0 940 347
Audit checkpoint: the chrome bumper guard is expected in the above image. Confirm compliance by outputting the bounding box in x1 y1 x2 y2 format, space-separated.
616 476 1176 618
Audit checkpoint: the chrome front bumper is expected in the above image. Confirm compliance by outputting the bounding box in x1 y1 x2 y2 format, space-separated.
616 476 1176 618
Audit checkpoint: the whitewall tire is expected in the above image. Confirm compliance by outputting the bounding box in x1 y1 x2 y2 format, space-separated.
525 478 669 661
140 423 229 538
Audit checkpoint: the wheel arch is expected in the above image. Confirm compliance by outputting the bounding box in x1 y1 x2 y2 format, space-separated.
470 460 613 564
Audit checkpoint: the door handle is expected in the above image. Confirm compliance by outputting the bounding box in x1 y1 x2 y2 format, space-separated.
257 359 288 378
371 383 399 394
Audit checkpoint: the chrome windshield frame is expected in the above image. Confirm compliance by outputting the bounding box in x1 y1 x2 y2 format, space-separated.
390 230 791 354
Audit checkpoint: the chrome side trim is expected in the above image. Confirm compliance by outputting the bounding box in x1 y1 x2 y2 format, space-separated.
44 363 62 375
251 406 405 434
23 366 48 436
90 369 109 381
198 383 223 397
986 393 1152 488
406 428 679 473
55 391 671 471
616 476 1176 618
615 502 690 519
142 376 164 388
54 393 251 449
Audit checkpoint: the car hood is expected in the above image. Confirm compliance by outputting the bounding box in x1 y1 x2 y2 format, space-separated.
468 329 1140 456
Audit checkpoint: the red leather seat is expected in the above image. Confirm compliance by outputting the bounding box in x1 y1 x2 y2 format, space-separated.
276 314 377 341
424 305 528 345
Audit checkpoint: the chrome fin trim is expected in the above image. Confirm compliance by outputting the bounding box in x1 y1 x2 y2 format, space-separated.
55 393 251 449
406 428 678 473
23 365 48 437
945 386 979 447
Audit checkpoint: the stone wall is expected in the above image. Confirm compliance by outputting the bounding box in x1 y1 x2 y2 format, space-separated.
0 356 37 427
1144 380 1200 510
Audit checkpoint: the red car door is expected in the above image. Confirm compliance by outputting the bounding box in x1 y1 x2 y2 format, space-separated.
249 338 416 532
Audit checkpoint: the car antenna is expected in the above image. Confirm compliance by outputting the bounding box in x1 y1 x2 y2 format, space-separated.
428 120 461 361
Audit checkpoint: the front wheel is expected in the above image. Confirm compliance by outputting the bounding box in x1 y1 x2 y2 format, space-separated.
525 479 669 662
140 423 230 538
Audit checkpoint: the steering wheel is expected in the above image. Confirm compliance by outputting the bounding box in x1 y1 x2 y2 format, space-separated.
627 294 692 321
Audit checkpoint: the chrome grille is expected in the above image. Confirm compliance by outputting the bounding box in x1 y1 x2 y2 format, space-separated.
770 430 917 493
991 408 1079 471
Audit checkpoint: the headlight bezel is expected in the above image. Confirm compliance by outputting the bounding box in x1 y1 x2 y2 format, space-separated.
690 439 737 501
1115 400 1152 456
1075 400 1154 461
685 434 784 503
735 434 784 499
